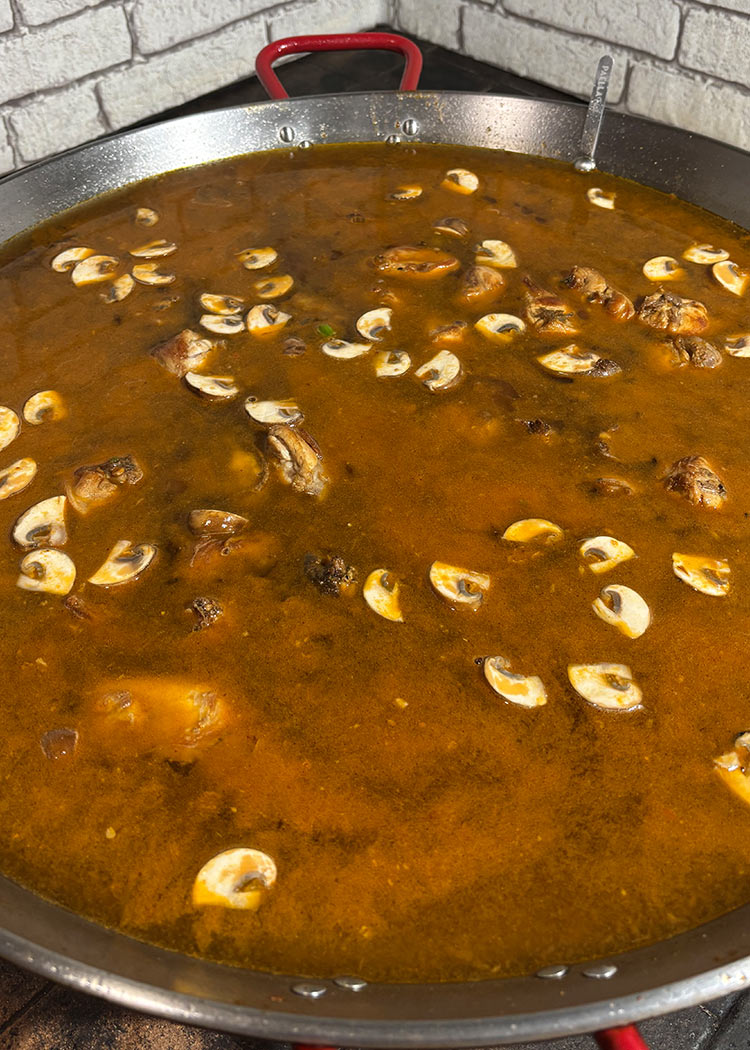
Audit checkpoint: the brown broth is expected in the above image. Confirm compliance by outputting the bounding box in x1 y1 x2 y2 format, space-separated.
0 143 750 982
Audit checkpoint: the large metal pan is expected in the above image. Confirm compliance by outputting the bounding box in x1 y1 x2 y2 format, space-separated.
1 32 750 1050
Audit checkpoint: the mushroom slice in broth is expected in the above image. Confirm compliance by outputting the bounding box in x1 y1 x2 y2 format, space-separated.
714 734 750 807
184 373 238 399
441 168 478 194
725 334 750 357
683 244 729 265
475 313 525 343
713 260 750 296
253 275 294 299
267 424 327 497
374 350 411 377
132 262 175 285
71 255 118 286
0 458 37 500
246 304 290 335
580 535 635 573
363 569 403 622
23 390 65 425
672 553 730 596
151 329 212 377
538 346 601 375
388 185 422 200
199 293 244 315
587 187 615 209
483 656 547 708
200 313 245 336
592 584 651 638
101 274 135 303
129 239 177 258
429 561 490 607
321 339 371 359
17 549 75 595
13 496 67 548
568 663 642 710
0 407 20 452
356 308 392 341
192 847 277 910
237 247 277 270
643 256 684 281
475 240 517 268
88 540 156 587
51 246 94 272
415 350 462 392
244 398 303 425
433 216 469 238
502 518 563 543
135 207 159 227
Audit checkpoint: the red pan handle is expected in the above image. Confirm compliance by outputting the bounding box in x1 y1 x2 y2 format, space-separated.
255 32 423 100
595 1025 650 1049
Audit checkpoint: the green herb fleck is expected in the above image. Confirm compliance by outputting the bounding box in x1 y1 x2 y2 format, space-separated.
317 323 334 337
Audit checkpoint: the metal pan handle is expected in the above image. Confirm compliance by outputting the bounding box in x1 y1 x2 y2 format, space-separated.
595 1024 650 1049
255 32 423 99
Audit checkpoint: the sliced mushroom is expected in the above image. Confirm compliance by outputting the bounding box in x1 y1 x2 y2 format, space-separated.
321 338 371 359
714 734 750 806
586 187 615 209
184 372 238 399
17 549 75 596
580 535 635 574
71 255 118 286
129 239 177 258
713 260 750 296
0 457 37 501
23 390 65 425
132 262 175 285
267 424 327 497
356 308 392 341
13 495 67 549
502 518 563 543
665 455 726 509
433 216 468 238
88 540 156 586
188 509 249 537
725 334 750 357
475 240 517 269
415 350 462 392
253 274 294 299
483 656 547 708
199 293 244 315
568 663 641 710
683 244 728 265
244 398 303 425
672 552 730 596
592 584 651 639
562 265 634 322
374 349 411 377
441 168 478 194
135 207 159 227
388 185 422 200
522 276 578 335
199 313 245 336
475 313 525 343
192 847 276 910
51 246 94 272
363 569 403 622
0 407 20 452
151 329 212 377
373 246 459 280
537 346 602 375
245 304 290 336
637 291 708 335
237 247 278 270
101 273 135 303
457 265 505 307
642 256 684 281
429 561 490 607
667 336 722 369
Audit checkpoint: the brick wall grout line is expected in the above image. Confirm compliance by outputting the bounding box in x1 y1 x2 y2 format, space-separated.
0 982 54 1039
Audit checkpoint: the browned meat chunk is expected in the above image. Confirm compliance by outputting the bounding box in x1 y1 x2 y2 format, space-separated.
519 418 554 437
429 321 468 345
190 530 279 575
668 336 722 369
589 358 622 378
373 246 459 280
590 477 634 496
151 328 212 377
188 509 248 537
637 292 708 335
282 337 306 357
562 266 634 321
304 553 358 597
456 265 505 307
665 455 726 508
69 455 143 514
522 276 578 334
268 424 327 497
63 595 93 620
189 596 224 632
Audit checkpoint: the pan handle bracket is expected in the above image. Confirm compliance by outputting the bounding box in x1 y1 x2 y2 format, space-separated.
574 54 613 172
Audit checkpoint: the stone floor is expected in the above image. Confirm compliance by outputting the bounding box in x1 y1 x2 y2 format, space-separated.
2 25 749 1050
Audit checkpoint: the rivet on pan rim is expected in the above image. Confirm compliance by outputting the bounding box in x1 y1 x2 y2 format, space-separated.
582 963 618 979
298 140 312 149
279 125 295 143
333 975 368 991
536 964 569 979
291 981 328 999
386 134 401 144
403 118 419 136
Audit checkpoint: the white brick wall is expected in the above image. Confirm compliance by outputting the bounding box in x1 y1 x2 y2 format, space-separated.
0 0 748 175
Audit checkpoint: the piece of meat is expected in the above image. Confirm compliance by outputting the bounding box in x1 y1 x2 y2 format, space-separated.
590 477 634 496
522 276 578 335
190 531 280 575
562 266 634 322
304 553 358 597
519 418 554 437
456 265 505 307
68 455 143 513
63 595 93 620
267 424 327 497
667 336 722 369
189 596 224 632
665 455 726 509
589 358 622 377
150 328 212 377
188 509 248 538
373 246 459 280
637 292 708 335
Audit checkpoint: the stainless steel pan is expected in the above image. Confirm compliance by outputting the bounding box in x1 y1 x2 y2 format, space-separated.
1 33 750 1048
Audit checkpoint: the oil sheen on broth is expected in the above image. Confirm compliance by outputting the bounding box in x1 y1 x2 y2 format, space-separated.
0 144 750 983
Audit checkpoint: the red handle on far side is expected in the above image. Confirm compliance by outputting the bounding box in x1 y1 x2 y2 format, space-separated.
595 1025 651 1050
255 32 423 99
